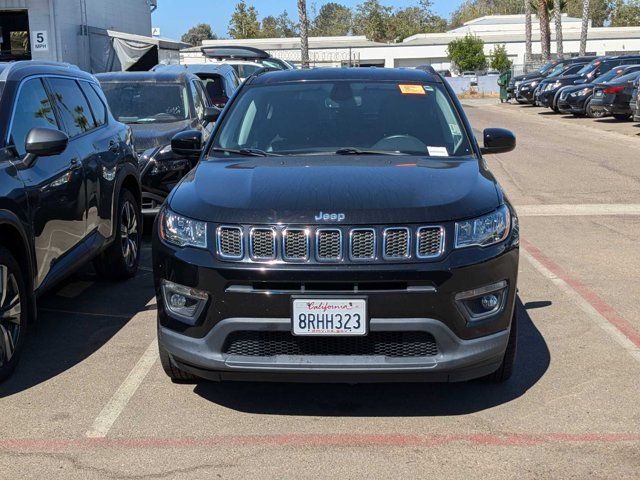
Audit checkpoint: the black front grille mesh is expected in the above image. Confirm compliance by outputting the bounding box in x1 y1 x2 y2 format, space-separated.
351 229 375 259
223 331 438 357
317 230 342 259
218 227 242 258
384 229 410 258
417 227 443 258
284 230 309 259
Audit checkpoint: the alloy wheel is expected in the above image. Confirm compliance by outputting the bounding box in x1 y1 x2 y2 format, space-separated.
120 200 139 269
0 264 22 368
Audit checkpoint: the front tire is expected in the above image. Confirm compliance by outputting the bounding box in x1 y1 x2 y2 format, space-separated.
158 342 199 383
94 189 141 281
484 306 518 383
0 246 28 382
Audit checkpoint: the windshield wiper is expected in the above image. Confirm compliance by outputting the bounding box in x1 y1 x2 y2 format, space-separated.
335 148 408 156
212 147 281 157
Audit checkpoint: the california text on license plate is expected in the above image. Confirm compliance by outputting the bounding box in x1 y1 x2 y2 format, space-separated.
292 299 367 336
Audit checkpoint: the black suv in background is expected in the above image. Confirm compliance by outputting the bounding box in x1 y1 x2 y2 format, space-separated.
154 68 519 385
508 56 594 102
0 61 142 381
98 71 219 215
152 63 240 109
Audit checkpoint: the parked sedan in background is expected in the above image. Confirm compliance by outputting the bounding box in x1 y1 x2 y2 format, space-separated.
590 71 640 120
152 63 240 109
517 61 588 105
557 64 640 117
98 71 219 215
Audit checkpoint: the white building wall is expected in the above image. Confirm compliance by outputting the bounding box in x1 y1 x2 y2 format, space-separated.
0 0 152 69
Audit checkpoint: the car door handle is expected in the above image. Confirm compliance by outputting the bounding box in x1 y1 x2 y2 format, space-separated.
69 159 82 171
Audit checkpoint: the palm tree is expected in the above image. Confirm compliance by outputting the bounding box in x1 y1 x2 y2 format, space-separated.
525 0 532 68
537 0 551 62
580 0 590 56
554 0 563 58
298 0 310 68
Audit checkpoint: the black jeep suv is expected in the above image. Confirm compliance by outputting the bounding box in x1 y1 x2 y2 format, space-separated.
98 71 219 215
0 61 142 381
153 68 519 384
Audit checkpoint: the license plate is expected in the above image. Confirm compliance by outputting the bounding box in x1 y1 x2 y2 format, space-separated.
292 299 367 336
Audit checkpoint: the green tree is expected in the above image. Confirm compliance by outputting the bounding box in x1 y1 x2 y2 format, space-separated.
229 1 261 39
566 0 614 27
181 23 216 46
450 0 525 28
388 1 448 41
447 34 487 72
261 10 299 38
353 0 393 42
490 44 513 72
311 2 353 36
609 0 640 25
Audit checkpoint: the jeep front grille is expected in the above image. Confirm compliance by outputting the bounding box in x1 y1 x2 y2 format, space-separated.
215 225 445 263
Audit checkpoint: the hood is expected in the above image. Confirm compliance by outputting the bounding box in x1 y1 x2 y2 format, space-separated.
168 156 501 225
129 120 194 153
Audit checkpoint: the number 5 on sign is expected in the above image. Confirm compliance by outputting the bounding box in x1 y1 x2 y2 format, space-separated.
32 31 49 52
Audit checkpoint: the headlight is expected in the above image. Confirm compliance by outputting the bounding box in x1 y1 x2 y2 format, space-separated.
552 81 561 89
570 87 591 97
159 209 207 249
455 205 511 249
531 81 539 87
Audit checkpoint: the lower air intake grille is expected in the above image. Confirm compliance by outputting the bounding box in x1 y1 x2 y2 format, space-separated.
223 331 438 357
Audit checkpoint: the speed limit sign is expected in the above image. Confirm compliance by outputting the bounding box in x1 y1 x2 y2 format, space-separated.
32 31 49 52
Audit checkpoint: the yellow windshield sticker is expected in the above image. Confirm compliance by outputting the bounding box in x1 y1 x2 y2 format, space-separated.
399 84 426 95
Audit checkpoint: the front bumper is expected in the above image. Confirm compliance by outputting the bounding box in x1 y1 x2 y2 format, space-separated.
537 89 558 108
153 227 519 382
557 94 588 114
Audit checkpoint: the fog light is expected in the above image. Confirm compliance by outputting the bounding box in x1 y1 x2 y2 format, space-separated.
481 294 499 311
455 281 508 322
161 280 209 326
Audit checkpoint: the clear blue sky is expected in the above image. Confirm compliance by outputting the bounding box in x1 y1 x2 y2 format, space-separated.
153 0 464 40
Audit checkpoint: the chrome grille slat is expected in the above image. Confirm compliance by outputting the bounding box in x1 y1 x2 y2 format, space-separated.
316 229 342 261
217 226 243 259
350 229 376 260
417 227 444 259
250 228 276 260
383 228 410 259
283 229 309 261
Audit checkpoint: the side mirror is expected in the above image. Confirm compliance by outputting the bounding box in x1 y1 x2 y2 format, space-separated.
480 128 516 155
202 106 221 124
25 127 69 157
171 130 203 159
21 127 69 168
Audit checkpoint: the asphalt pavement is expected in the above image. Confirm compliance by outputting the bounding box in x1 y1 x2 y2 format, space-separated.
1 100 639 479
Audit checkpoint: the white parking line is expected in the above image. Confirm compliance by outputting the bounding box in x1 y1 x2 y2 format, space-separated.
86 340 158 438
521 247 640 363
517 203 640 217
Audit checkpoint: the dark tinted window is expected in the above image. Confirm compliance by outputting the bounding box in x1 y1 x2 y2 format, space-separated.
48 77 96 137
10 78 59 156
101 82 190 123
79 81 107 126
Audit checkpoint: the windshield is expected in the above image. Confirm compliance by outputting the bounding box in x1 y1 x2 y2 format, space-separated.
610 71 640 84
597 68 627 84
100 82 190 123
538 61 557 74
212 81 473 158
547 64 567 77
577 60 600 76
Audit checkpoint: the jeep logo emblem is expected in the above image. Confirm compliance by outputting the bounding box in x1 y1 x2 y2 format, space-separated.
315 212 346 222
